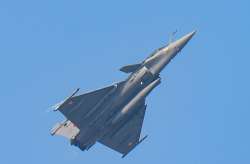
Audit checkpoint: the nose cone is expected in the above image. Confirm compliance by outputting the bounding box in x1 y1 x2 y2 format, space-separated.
171 30 196 52
143 30 196 75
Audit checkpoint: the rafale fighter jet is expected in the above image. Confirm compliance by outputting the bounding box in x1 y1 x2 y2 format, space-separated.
51 31 196 158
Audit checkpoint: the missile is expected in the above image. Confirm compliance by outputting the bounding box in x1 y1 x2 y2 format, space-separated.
53 88 80 111
122 135 148 158
112 78 161 125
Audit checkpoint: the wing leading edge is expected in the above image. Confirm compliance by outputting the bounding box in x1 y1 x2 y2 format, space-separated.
99 102 147 158
55 81 124 129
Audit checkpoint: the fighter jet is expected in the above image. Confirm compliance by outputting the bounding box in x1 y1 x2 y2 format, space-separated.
51 31 196 158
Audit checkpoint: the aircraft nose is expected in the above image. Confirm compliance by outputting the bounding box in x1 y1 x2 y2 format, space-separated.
172 30 196 52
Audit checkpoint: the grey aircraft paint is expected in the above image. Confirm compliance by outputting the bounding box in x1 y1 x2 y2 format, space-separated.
51 31 196 158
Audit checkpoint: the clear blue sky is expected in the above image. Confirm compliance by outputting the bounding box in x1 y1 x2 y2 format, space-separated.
0 0 249 163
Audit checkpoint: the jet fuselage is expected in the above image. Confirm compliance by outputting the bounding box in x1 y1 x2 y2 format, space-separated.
70 31 196 150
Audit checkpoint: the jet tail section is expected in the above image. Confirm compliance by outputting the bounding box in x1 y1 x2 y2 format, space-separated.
51 120 80 140
120 64 141 73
